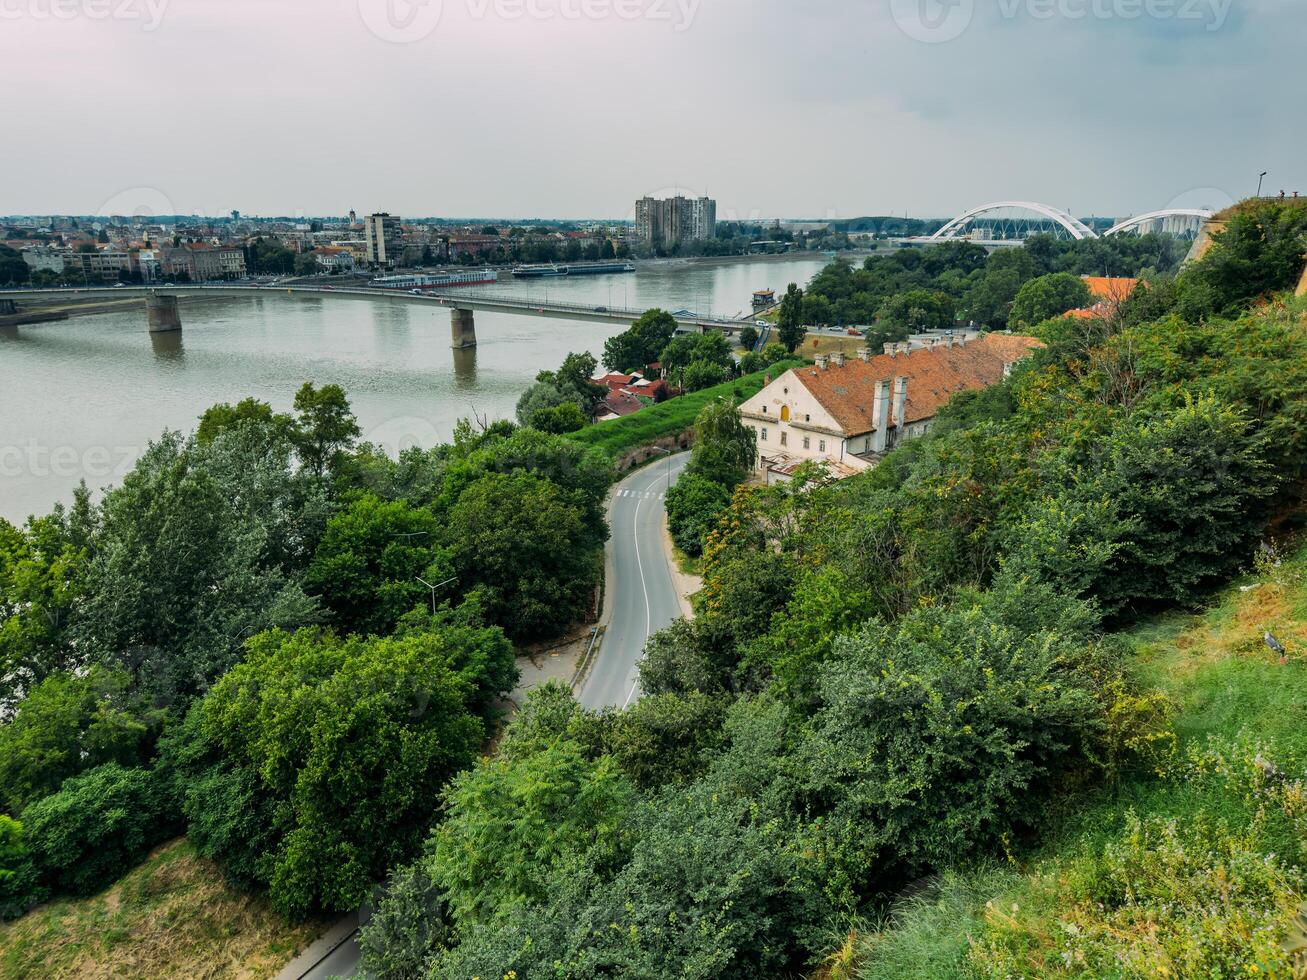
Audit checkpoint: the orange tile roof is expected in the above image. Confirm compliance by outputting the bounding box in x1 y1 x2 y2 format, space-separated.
791 333 1042 436
1081 276 1139 302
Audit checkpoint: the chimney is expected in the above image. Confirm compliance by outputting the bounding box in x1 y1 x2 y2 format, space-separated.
892 376 909 434
814 353 830 369
857 347 872 362
884 342 896 358
831 351 845 367
897 342 911 356
872 379 892 453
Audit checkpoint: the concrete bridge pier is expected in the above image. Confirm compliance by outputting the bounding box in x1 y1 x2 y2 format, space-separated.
450 308 476 349
146 293 182 333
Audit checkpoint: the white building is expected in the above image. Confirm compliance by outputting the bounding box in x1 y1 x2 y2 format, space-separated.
738 332 1042 483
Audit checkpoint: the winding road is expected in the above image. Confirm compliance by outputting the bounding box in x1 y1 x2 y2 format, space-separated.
579 452 692 711
290 452 691 979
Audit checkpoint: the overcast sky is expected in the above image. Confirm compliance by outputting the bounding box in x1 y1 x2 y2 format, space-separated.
2 0 1301 221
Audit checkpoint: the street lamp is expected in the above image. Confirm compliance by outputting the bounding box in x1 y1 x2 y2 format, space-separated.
647 445 675 492
1258 171 1269 198
416 576 457 617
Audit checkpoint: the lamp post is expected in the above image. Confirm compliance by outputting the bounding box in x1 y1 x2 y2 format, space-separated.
1258 171 1269 198
416 576 457 617
648 445 675 492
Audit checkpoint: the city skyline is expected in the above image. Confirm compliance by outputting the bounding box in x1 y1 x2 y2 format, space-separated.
3 0 1303 220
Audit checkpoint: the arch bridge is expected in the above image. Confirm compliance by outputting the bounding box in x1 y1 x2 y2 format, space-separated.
928 202 1213 244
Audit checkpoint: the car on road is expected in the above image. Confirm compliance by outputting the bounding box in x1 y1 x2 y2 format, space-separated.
594 306 608 313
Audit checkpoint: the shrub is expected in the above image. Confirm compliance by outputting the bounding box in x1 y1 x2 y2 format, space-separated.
22 763 175 897
664 472 730 557
0 816 43 919
358 861 451 980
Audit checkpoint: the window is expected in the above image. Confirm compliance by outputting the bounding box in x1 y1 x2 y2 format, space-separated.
781 405 790 422
780 431 788 447
819 440 826 453
761 406 767 414
760 428 768 441
803 436 810 450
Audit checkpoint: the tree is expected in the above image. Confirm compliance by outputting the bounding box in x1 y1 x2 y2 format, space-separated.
196 397 293 446
74 432 319 701
0 245 30 286
358 862 451 980
430 739 635 927
689 398 757 489
602 309 677 372
0 666 165 814
0 816 42 920
777 283 805 352
291 382 361 478
529 401 587 433
447 471 601 640
875 288 956 334
682 360 732 392
738 325 759 351
0 497 93 716
181 628 486 917
665 473 731 557
1009 272 1092 329
22 763 176 897
304 494 452 637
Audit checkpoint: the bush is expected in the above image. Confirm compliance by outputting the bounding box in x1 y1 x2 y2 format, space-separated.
22 763 176 897
179 628 486 917
664 473 731 557
0 816 43 920
358 861 451 980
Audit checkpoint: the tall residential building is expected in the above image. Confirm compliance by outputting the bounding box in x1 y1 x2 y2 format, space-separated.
634 195 716 247
364 212 402 269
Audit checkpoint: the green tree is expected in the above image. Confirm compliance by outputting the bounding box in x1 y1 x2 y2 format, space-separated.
304 494 452 637
777 283 805 352
0 816 42 920
682 359 732 392
603 309 677 372
875 288 956 334
291 382 361 478
738 325 759 351
196 397 294 446
664 472 731 557
183 628 486 917
22 763 176 897
447 471 601 640
358 862 451 980
529 401 587 433
431 739 635 927
0 245 30 286
1009 272 1092 329
689 398 757 488
0 666 165 814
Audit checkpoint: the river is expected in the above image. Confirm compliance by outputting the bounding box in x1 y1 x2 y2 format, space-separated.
0 256 830 522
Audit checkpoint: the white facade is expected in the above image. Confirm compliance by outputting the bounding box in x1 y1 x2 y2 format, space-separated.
738 369 858 470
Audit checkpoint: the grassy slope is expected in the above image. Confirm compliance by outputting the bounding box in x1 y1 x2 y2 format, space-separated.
0 839 323 980
854 546 1307 979
566 359 805 458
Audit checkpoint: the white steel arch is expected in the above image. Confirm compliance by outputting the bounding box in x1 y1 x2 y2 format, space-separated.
1102 209 1214 237
931 201 1098 242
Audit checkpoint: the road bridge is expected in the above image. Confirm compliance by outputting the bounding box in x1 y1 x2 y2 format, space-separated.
0 284 748 348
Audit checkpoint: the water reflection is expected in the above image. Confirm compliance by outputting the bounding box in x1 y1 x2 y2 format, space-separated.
0 325 19 343
150 330 185 363
453 345 478 389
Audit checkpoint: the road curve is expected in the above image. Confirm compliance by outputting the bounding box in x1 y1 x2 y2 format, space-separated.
579 453 691 711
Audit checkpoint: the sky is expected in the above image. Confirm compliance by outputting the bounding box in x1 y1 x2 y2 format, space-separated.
2 0 1302 221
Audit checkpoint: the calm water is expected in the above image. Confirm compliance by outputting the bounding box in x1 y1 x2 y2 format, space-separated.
0 257 828 522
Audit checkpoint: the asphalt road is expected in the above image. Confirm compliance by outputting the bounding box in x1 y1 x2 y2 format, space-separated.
579 452 691 710
291 453 689 979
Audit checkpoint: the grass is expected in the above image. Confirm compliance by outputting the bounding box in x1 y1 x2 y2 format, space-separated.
567 359 805 459
0 839 324 980
852 545 1307 979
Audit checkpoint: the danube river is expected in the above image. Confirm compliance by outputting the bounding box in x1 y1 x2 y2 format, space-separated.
0 256 830 523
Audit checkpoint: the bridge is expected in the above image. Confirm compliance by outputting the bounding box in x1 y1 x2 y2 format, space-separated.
0 284 751 348
925 201 1214 246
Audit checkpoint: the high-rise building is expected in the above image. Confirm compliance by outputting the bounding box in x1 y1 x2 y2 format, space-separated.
364 212 402 269
634 195 716 247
